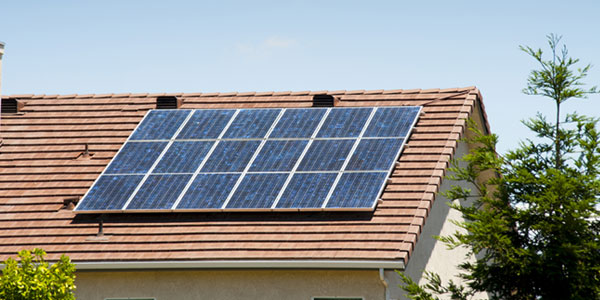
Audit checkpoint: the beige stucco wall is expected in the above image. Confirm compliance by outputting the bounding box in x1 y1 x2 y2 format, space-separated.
385 141 487 300
76 269 384 300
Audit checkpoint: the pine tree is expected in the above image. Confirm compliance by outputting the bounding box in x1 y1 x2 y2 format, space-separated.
399 34 600 300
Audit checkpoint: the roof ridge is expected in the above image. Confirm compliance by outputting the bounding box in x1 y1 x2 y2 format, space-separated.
4 87 478 100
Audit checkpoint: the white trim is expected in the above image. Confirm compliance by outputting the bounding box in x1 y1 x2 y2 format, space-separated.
74 259 404 270
312 297 364 300
105 298 155 300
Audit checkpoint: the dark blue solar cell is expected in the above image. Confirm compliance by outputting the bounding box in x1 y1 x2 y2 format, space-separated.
316 108 372 138
153 141 214 173
269 108 326 138
223 109 281 139
276 173 337 209
200 141 261 172
326 172 387 208
177 174 240 209
363 107 420 137
130 110 191 140
105 142 168 174
296 139 355 171
249 140 308 172
346 138 404 171
177 109 235 139
76 175 143 211
226 174 288 209
126 174 192 210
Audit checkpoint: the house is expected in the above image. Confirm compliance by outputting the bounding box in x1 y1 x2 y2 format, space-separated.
0 46 491 300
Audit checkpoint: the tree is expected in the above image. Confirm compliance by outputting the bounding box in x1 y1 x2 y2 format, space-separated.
520 34 598 168
399 35 600 299
0 249 76 300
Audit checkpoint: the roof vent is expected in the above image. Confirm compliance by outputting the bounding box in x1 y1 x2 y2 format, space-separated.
312 94 336 107
1 98 24 114
156 96 181 109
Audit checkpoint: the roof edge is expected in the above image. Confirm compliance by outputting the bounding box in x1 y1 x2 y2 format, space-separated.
470 88 491 135
5 87 478 100
72 259 405 271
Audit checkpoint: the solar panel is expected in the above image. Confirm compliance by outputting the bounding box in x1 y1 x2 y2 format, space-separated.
275 173 337 209
105 142 168 174
364 106 420 137
222 109 280 139
153 141 214 173
270 108 326 138
326 172 388 208
249 140 308 172
75 106 420 213
226 173 288 209
177 109 235 139
177 174 240 209
200 141 262 172
130 110 190 140
345 138 404 171
296 139 355 171
126 174 192 210
76 175 144 211
316 107 371 138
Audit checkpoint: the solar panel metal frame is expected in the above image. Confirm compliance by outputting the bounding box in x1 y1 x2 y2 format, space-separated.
74 106 422 213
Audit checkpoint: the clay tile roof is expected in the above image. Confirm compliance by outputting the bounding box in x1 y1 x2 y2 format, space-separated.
0 87 488 266
129 93 149 98
308 90 328 95
328 90 346 95
9 94 34 98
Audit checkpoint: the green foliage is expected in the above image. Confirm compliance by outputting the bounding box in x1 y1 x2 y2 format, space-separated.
399 35 600 300
0 249 76 300
398 271 473 300
520 34 598 168
520 33 597 104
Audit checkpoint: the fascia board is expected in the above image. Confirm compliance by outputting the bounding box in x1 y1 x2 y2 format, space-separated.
73 259 405 271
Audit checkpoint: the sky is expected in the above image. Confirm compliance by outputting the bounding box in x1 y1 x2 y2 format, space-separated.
1 0 599 153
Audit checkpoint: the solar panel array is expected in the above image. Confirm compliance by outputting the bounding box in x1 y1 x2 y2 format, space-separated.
75 106 421 213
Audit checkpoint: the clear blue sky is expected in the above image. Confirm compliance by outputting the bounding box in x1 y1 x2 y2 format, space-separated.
1 1 599 153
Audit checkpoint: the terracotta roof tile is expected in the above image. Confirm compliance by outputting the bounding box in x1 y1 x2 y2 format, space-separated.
0 87 488 267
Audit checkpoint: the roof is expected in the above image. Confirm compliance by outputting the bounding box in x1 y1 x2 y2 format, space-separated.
0 87 488 268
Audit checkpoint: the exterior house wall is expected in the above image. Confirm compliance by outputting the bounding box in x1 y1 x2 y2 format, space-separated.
75 269 384 300
385 141 482 300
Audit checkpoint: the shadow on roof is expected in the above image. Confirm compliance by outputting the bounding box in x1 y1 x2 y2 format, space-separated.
71 211 375 224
